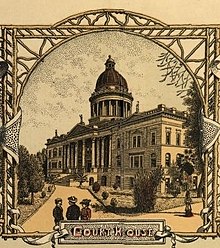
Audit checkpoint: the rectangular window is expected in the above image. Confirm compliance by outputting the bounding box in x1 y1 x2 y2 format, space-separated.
134 156 139 168
130 154 143 168
166 130 171 145
130 156 134 168
130 177 135 188
133 136 137 148
165 178 170 193
137 135 141 147
117 155 121 167
59 148 62 156
140 155 143 167
151 132 156 145
52 162 57 169
176 132 181 146
133 135 142 148
192 176 198 190
49 150 52 158
117 138 120 149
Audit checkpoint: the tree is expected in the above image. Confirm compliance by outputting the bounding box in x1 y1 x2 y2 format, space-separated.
36 148 47 179
28 154 45 204
183 84 203 197
18 146 31 202
167 166 181 197
76 171 88 188
18 145 45 204
168 149 197 197
134 167 163 212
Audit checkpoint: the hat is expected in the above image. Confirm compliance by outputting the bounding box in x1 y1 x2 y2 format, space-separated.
68 196 77 204
80 199 91 206
55 198 62 204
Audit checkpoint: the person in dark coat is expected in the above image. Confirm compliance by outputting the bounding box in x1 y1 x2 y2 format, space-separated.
53 198 64 226
80 199 91 220
66 196 80 220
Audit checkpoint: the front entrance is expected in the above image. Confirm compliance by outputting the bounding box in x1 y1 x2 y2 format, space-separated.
101 176 107 186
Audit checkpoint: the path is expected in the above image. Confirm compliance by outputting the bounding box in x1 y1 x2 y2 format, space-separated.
22 185 203 233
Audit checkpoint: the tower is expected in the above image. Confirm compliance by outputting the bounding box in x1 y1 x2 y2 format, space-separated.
89 56 133 125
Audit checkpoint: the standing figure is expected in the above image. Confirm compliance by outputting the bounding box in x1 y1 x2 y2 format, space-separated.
66 196 80 220
184 190 193 217
80 199 91 220
53 198 64 226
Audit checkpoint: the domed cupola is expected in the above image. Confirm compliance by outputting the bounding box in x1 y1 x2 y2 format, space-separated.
95 55 128 92
89 56 133 125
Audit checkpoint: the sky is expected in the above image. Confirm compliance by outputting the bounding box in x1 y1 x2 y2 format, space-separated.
19 31 190 154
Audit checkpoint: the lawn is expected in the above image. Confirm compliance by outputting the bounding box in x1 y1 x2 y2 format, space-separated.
89 186 202 214
18 184 55 224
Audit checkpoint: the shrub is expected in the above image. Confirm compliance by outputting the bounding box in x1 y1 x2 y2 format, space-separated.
134 167 163 212
48 185 53 192
92 182 100 193
113 182 119 190
41 191 46 198
110 198 118 208
102 191 109 200
167 181 181 198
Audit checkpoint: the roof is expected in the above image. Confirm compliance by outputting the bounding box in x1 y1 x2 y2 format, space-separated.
46 105 187 146
95 56 128 92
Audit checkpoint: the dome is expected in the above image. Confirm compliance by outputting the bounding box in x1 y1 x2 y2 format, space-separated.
95 56 128 92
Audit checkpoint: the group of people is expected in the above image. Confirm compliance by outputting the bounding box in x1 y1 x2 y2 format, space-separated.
53 196 92 226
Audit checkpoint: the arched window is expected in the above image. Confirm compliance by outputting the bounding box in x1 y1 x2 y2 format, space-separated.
58 161 62 168
53 148 57 157
176 153 183 167
101 176 107 186
165 153 171 167
58 148 62 156
89 177 94 186
151 153 156 167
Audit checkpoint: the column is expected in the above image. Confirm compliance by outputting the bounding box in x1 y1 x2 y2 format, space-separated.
93 104 95 117
92 138 95 172
82 140 85 170
101 137 105 168
116 100 118 117
74 142 78 172
109 136 112 168
66 144 70 173
63 145 66 171
62 145 65 171
102 101 104 116
97 138 100 168
69 143 72 172
109 100 112 116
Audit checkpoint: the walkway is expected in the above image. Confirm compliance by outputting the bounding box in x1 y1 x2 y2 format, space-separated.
22 185 203 233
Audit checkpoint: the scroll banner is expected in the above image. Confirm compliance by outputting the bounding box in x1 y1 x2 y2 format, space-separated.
1 109 22 163
211 55 220 78
59 220 165 245
202 115 220 152
155 207 211 248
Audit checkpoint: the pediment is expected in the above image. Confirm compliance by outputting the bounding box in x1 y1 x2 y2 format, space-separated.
67 123 92 137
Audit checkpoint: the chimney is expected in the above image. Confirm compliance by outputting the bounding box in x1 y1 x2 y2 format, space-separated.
158 104 166 111
170 107 177 114
55 129 58 137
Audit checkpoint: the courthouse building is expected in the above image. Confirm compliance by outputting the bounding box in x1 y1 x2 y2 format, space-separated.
46 56 199 193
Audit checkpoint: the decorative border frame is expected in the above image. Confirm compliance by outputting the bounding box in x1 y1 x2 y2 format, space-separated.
0 8 219 246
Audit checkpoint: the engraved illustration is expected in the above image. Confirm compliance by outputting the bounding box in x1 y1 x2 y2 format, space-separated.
0 9 219 248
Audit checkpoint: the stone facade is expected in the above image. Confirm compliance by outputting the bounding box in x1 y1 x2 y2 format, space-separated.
45 56 199 194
